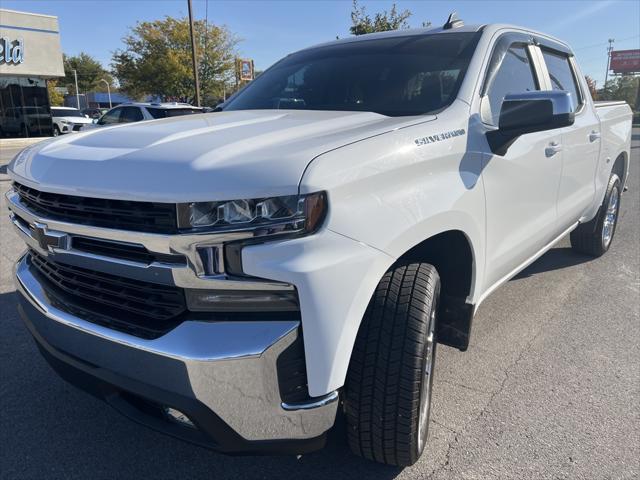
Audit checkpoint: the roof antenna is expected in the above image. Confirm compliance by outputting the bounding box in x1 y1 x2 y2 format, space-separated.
443 12 464 30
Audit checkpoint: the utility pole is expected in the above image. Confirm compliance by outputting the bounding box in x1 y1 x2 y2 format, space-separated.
187 0 201 107
73 69 80 110
604 38 614 88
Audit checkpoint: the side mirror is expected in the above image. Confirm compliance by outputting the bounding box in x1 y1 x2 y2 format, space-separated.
486 91 574 156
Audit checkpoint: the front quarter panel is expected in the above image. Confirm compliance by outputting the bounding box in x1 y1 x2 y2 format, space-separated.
301 101 486 298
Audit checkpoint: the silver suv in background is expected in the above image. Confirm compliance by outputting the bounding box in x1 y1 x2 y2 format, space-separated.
81 102 202 130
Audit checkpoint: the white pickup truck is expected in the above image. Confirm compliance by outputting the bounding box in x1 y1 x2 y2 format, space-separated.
7 19 632 466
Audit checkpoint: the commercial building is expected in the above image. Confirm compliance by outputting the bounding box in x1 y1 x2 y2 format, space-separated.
0 9 64 137
64 91 133 110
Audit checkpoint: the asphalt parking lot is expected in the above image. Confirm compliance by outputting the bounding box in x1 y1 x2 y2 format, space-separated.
0 131 638 480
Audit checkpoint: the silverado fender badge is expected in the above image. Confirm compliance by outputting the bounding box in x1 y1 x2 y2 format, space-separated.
415 128 466 146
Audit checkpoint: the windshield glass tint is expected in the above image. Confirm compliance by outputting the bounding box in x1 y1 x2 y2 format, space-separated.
51 108 84 117
223 32 479 117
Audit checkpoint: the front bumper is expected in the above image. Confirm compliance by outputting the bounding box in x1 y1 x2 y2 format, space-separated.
15 254 338 454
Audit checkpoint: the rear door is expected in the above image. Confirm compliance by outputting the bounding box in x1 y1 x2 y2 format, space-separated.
480 39 563 290
538 49 599 228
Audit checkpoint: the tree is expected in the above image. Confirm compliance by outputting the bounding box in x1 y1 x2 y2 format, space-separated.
599 75 640 110
350 0 412 35
63 53 112 94
112 16 239 105
585 75 597 100
47 80 64 106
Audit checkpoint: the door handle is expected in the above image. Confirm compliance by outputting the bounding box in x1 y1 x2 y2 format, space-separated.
545 141 562 157
589 131 601 142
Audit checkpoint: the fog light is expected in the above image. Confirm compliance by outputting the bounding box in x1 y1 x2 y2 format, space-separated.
186 289 299 312
163 407 195 428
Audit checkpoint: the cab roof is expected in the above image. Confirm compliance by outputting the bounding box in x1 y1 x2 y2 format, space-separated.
301 22 571 54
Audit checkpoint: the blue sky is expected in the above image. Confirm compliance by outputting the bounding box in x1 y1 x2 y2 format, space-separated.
2 0 639 87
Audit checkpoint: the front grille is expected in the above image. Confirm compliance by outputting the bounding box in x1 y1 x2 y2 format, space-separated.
14 183 178 234
72 236 186 265
28 251 186 338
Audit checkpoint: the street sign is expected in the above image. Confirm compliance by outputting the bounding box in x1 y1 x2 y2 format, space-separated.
610 49 640 74
238 59 254 81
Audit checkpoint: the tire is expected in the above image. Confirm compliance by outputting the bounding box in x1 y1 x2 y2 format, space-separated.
345 262 440 466
53 125 60 137
570 173 621 257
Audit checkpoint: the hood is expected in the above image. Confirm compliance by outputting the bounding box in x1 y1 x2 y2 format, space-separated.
9 110 435 202
55 116 94 124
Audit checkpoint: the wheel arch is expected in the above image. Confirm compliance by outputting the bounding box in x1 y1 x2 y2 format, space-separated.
392 229 477 351
611 151 628 188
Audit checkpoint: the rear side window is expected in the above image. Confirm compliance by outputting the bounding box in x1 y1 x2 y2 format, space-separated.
486 45 538 124
147 108 167 119
541 50 582 112
120 107 144 123
147 107 200 119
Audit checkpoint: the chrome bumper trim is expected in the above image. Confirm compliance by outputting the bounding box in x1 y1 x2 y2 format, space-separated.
281 391 339 411
7 189 292 291
15 254 338 440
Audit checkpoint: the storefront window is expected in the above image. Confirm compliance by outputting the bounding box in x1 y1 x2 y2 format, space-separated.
0 76 53 138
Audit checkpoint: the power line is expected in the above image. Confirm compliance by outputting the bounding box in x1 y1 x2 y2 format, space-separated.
573 34 639 51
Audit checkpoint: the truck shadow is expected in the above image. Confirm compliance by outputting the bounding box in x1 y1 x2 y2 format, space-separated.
511 247 593 280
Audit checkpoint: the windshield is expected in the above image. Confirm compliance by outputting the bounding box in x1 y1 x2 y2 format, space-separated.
52 108 84 117
223 32 480 117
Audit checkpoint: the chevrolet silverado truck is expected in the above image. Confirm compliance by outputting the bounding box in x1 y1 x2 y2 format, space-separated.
7 18 632 467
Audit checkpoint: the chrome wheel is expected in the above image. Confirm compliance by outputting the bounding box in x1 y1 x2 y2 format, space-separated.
417 295 437 452
602 186 620 248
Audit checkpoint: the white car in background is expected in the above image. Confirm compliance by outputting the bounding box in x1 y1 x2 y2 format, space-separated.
81 102 203 130
51 107 93 136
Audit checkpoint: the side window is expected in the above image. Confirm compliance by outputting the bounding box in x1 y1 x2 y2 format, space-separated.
97 108 121 125
120 107 144 123
486 45 538 124
541 50 582 112
146 107 167 119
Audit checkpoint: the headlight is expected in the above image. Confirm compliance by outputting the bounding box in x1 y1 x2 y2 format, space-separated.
178 191 327 236
60 120 71 125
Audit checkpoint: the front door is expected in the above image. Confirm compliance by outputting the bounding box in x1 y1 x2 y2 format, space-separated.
479 42 562 290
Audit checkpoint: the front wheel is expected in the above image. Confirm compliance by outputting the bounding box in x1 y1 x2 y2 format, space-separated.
345 262 440 466
570 173 622 257
53 125 60 137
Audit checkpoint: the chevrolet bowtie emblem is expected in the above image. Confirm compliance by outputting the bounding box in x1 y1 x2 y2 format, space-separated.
30 223 70 251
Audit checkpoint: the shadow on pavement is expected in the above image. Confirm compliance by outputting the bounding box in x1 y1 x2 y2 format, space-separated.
512 247 593 280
